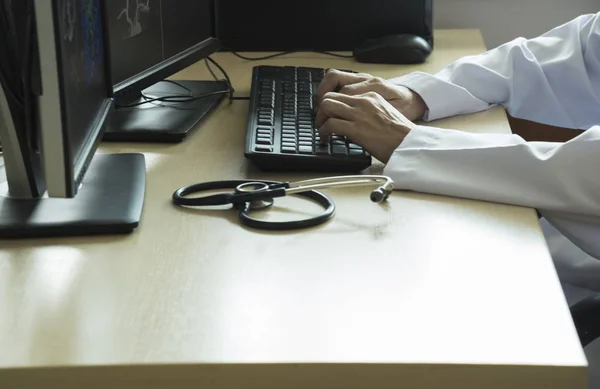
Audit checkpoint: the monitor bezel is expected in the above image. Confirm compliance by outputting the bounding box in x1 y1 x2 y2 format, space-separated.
34 0 113 198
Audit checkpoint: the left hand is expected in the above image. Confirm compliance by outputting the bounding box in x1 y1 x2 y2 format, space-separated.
315 91 416 163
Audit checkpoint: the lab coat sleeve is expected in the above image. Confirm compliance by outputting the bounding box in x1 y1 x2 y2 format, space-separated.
387 13 600 129
383 125 600 262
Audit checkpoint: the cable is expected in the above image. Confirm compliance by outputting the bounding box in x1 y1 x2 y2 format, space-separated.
205 56 235 101
204 58 220 83
226 50 354 61
115 55 245 109
204 50 353 101
204 56 252 100
116 76 232 109
115 90 230 109
160 79 194 95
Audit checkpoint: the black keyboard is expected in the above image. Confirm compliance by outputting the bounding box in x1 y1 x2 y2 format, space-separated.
244 66 372 172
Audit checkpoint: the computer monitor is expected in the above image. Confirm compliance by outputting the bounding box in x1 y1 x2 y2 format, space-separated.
0 0 145 238
102 0 228 142
214 0 434 52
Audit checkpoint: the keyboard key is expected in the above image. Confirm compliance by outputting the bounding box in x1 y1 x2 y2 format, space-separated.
257 129 272 136
256 132 272 139
298 145 313 154
282 141 297 148
255 146 272 152
349 149 364 157
348 143 362 149
315 144 330 155
281 146 296 153
258 118 273 126
256 138 272 145
331 145 347 156
259 114 273 120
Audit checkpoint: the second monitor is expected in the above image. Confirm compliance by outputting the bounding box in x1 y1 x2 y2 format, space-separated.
103 0 228 142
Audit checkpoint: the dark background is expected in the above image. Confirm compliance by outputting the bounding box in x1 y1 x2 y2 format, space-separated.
214 0 433 51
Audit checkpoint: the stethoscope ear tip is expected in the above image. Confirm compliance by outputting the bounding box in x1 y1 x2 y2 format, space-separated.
370 188 391 203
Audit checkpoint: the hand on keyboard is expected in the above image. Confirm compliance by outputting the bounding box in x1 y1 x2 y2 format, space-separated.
314 69 427 122
315 91 416 163
245 66 373 173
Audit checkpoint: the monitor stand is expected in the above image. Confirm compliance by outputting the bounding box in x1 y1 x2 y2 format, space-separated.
103 80 229 143
0 153 146 238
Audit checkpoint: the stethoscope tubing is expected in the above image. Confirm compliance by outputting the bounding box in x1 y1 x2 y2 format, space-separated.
173 176 394 206
173 180 288 207
172 179 336 230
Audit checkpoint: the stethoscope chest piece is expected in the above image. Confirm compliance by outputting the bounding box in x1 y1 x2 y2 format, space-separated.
234 182 274 210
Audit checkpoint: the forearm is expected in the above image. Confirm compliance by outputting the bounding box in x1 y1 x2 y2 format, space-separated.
384 125 600 220
388 13 600 128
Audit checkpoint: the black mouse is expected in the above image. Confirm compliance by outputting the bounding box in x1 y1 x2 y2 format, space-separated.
353 34 432 64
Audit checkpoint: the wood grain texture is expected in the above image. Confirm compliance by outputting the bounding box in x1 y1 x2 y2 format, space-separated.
0 29 587 389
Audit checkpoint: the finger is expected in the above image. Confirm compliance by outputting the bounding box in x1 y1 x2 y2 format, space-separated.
314 70 368 107
339 80 386 97
320 91 362 107
314 97 355 129
318 118 359 142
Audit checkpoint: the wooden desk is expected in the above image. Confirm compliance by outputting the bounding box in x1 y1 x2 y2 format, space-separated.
0 29 587 389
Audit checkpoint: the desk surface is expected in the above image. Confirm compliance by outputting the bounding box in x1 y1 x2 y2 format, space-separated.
0 29 587 389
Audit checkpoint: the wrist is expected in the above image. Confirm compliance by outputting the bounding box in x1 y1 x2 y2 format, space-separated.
408 90 428 121
381 122 412 163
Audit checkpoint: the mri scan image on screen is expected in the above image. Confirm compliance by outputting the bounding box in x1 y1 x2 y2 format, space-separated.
117 0 151 39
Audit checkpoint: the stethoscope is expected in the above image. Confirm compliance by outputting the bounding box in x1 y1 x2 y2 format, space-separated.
172 175 395 230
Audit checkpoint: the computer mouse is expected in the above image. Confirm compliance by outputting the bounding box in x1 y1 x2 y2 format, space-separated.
353 34 432 65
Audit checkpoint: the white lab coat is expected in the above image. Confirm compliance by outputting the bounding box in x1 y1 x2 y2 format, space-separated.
385 12 600 303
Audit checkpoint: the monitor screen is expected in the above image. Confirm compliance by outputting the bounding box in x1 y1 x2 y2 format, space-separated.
104 0 162 86
215 0 434 51
56 0 110 166
34 0 113 197
105 0 214 88
162 0 213 59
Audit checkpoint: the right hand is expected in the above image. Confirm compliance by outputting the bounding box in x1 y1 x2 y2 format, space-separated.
315 91 416 163
314 69 428 121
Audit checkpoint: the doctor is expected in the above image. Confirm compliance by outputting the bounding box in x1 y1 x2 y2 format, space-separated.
315 12 600 302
